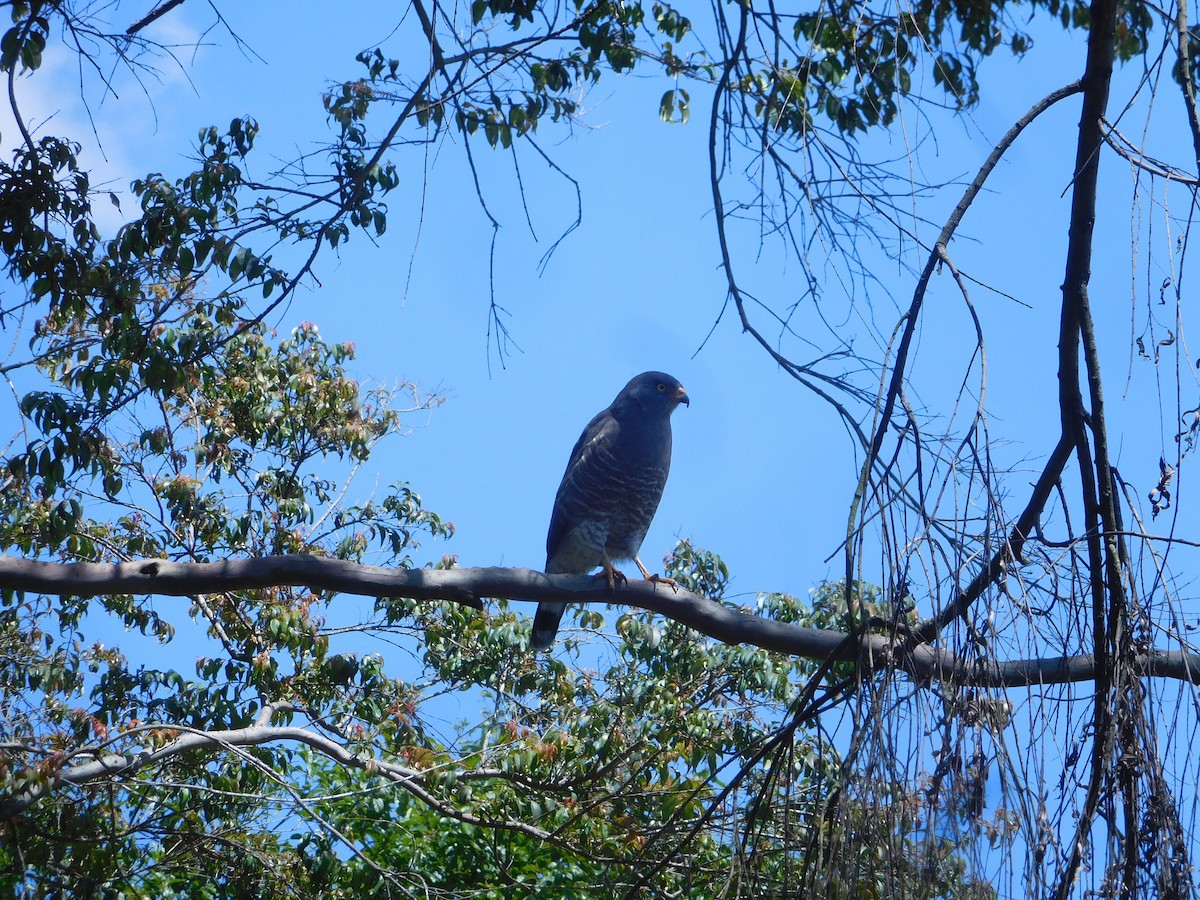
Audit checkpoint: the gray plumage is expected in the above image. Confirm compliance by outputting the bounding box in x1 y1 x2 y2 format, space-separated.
531 372 689 649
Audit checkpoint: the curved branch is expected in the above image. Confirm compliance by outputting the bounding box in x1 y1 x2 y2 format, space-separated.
1 555 1198 688
912 432 1075 643
849 78 1084 615
0 713 558 841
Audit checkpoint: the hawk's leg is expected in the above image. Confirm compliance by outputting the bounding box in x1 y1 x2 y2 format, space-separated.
596 558 627 593
634 556 678 591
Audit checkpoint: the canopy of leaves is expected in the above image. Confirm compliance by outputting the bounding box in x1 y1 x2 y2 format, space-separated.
3 535 991 897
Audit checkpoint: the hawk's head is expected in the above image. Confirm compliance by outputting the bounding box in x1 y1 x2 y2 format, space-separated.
614 371 690 417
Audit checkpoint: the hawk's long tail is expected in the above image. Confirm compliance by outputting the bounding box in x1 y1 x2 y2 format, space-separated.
530 601 566 650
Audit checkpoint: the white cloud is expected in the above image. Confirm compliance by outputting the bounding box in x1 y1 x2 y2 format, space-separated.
0 9 204 235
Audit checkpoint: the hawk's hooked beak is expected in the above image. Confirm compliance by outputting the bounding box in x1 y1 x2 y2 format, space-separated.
676 385 690 407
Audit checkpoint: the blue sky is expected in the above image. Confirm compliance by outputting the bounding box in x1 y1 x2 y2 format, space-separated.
5 4 1200 888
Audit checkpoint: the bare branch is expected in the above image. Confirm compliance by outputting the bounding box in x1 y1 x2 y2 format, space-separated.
126 0 189 36
1 555 1198 690
1053 0 1125 890
0 716 558 844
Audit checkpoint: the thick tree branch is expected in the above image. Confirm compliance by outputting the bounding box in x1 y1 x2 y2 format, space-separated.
2 556 1198 688
0 554 488 609
1177 0 1200 167
1054 0 1121 889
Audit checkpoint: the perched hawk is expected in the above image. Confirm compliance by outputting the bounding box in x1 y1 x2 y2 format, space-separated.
531 371 689 649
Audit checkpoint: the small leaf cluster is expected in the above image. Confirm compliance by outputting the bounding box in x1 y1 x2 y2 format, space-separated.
337 0 696 158
0 3 48 74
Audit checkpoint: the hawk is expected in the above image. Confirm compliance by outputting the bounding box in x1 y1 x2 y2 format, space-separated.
531 371 689 649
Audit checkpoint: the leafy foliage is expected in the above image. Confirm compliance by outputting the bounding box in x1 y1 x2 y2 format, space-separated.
0 103 448 889
2 533 994 896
